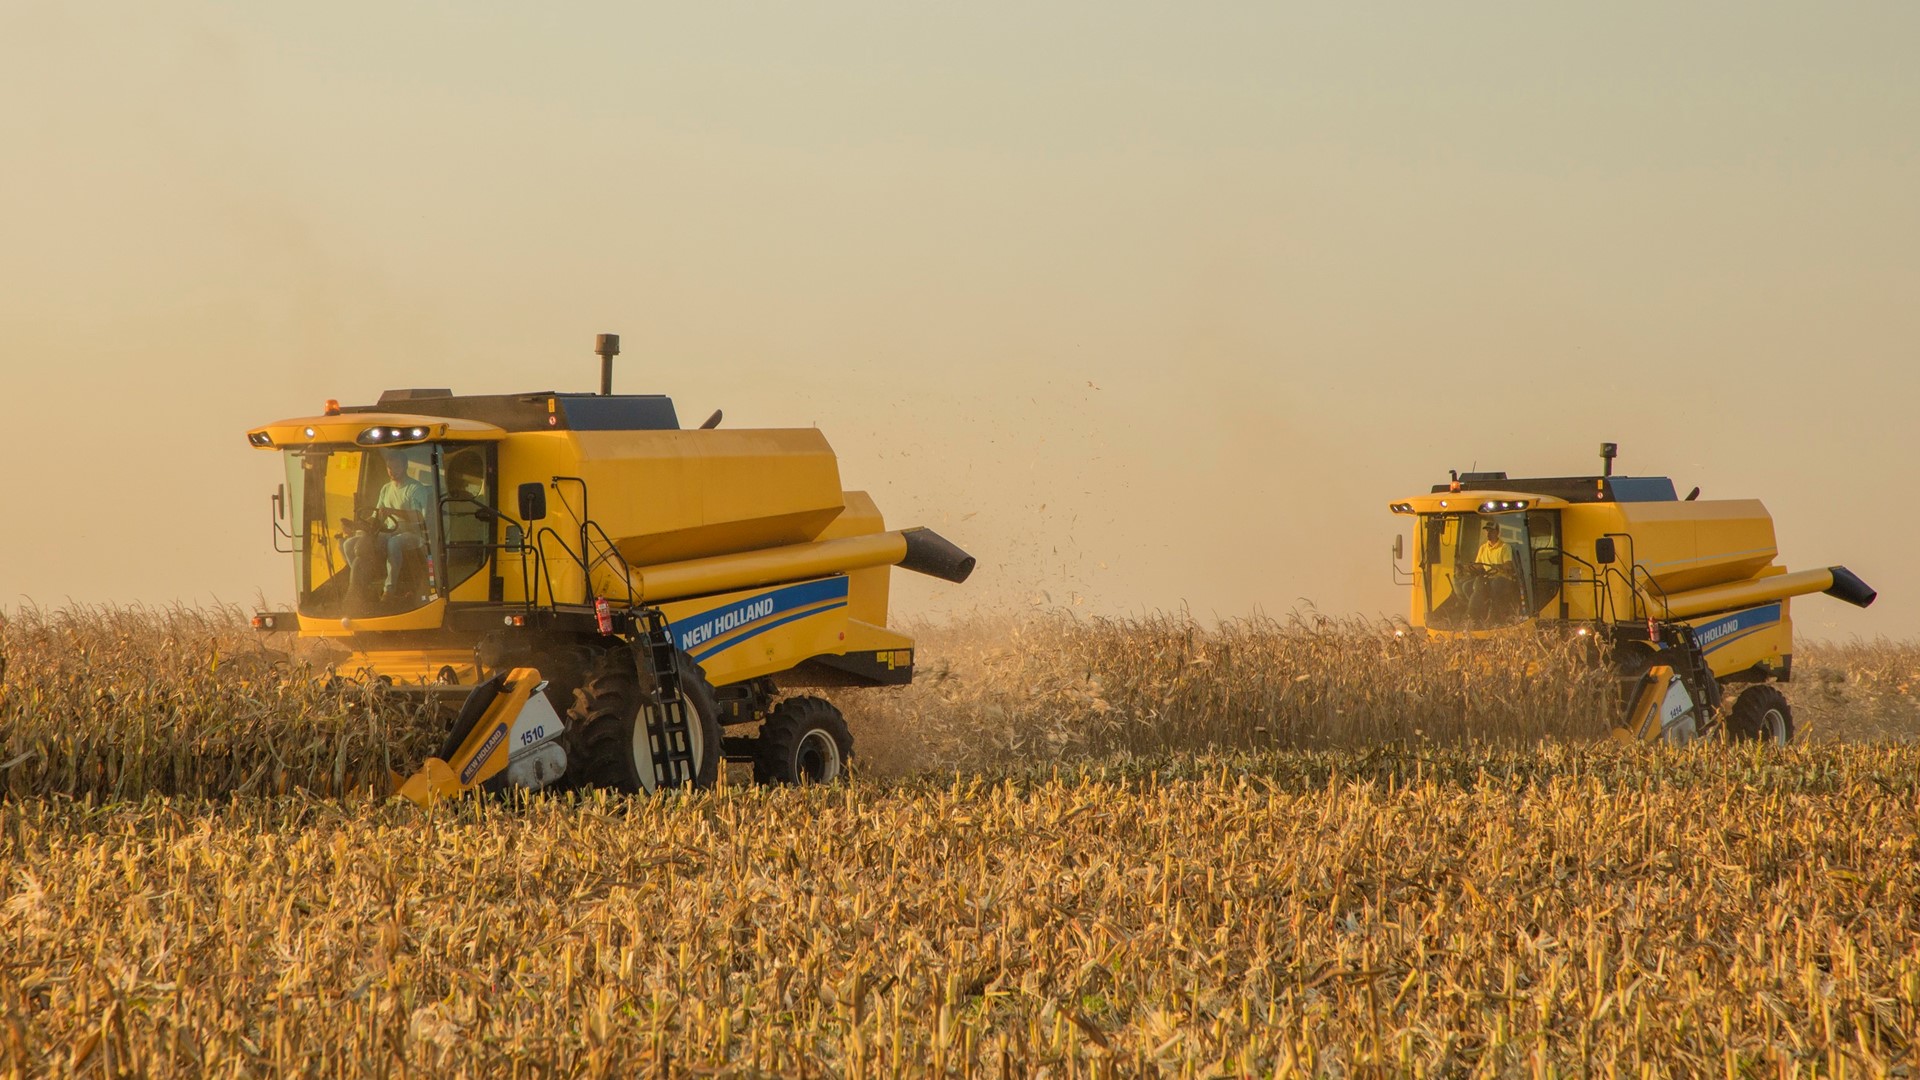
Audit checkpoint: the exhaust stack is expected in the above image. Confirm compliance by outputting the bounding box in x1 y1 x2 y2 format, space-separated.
596 333 620 395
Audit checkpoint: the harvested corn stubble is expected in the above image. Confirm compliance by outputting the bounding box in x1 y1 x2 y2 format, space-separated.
3 747 1920 1076
3 605 1919 1075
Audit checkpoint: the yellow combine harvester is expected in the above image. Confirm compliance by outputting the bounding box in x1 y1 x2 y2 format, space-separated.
1388 443 1875 744
247 334 973 800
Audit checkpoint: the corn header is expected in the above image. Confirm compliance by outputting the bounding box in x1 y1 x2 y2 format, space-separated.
1389 443 1875 744
247 333 973 800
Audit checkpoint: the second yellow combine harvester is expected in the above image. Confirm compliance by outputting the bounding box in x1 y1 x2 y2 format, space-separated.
1390 443 1875 744
246 334 973 801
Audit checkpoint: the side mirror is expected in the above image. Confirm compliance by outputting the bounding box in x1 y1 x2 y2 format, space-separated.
271 484 286 522
1392 535 1404 561
517 483 547 522
503 523 524 551
1594 537 1616 565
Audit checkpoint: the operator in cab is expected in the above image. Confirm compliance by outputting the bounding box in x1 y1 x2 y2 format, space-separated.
1474 520 1512 570
1464 519 1520 623
344 451 432 605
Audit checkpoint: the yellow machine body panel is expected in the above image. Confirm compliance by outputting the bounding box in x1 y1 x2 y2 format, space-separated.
493 427 847 588
1681 602 1794 683
656 576 856 686
331 645 484 687
1605 499 1777 595
250 391 968 696
1557 499 1777 625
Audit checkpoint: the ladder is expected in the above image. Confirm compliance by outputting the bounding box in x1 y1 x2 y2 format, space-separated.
637 609 696 788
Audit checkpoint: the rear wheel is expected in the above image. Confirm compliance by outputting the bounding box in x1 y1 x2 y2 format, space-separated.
1724 684 1793 744
754 697 853 785
569 648 722 792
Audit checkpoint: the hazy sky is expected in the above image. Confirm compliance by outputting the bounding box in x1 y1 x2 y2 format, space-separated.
4 2 1917 639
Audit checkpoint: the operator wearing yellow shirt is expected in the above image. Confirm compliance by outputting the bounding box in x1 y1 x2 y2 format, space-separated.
1474 521 1512 567
1465 519 1517 622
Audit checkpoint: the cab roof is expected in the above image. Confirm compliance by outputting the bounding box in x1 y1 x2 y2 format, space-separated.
247 390 684 449
1391 490 1571 515
1425 474 1678 504
351 390 680 432
1389 474 1679 515
246 412 507 450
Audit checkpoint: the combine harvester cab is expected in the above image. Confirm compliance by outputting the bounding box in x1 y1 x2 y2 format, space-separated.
246 334 973 801
1387 443 1875 744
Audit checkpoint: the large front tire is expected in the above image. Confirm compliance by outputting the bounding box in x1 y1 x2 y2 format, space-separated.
569 648 723 793
1724 684 1794 744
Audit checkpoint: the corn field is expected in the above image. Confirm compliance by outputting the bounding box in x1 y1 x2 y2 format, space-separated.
3 607 1919 1076
5 750 1920 1076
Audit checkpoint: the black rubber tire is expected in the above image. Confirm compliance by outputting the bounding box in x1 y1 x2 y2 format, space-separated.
753 697 853 785
526 644 599 703
568 648 723 793
1724 684 1794 744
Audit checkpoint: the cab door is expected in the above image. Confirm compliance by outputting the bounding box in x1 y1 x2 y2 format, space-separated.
438 444 499 604
1525 510 1564 618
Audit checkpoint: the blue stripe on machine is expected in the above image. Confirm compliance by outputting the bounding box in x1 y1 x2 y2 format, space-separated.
672 577 851 656
1695 603 1782 653
689 601 849 662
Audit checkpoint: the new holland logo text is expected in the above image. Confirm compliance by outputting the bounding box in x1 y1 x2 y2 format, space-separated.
461 724 509 785
680 598 776 652
1696 604 1778 651
1698 620 1741 647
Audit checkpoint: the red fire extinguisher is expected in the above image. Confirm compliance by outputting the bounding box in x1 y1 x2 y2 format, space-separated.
594 597 613 635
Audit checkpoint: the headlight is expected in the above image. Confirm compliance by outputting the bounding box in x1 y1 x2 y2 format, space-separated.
357 426 434 446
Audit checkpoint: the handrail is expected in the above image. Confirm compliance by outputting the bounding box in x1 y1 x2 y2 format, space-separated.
545 477 595 604
580 519 637 608
532 526 585 610
1630 563 1672 625
520 541 552 612
1558 549 1597 623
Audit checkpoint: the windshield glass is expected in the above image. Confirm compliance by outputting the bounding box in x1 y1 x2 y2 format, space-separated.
1419 511 1561 629
285 445 442 617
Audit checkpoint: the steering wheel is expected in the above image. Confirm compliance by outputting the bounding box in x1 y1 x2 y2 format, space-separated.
348 509 407 535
